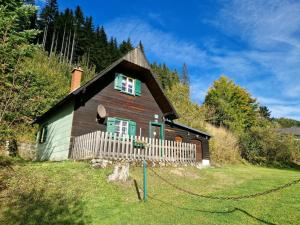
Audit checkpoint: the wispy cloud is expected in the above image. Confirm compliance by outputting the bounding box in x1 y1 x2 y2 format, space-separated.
105 0 300 119
105 18 208 67
218 0 300 98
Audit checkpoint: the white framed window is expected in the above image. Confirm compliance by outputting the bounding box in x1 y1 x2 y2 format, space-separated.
114 120 129 137
121 76 135 95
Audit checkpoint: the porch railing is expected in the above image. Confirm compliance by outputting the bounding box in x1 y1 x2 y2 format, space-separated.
70 131 196 163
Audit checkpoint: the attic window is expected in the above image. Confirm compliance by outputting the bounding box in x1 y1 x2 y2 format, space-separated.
114 73 141 96
121 76 134 95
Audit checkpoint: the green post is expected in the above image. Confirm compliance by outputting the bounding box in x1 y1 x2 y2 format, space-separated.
143 159 147 202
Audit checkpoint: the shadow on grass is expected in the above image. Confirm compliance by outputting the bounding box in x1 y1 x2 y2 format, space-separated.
149 196 276 225
1 188 88 225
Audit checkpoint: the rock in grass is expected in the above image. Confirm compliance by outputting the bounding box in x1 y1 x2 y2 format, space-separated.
91 159 112 169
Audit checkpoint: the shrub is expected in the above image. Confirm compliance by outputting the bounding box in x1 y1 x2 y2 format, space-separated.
206 123 241 165
240 122 299 165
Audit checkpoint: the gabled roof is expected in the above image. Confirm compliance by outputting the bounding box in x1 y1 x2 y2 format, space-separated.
165 120 211 138
278 127 300 136
35 47 178 123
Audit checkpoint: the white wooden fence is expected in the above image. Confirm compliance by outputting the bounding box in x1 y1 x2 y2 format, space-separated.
71 131 196 163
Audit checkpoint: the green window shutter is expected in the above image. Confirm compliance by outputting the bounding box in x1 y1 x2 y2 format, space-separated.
114 73 122 91
135 79 141 96
129 121 137 137
106 117 116 133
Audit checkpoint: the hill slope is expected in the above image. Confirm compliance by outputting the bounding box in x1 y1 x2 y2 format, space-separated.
0 162 299 225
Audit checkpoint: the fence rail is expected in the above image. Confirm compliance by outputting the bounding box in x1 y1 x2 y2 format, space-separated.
70 131 196 163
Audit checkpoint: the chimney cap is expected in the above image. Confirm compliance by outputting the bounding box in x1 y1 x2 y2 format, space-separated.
72 66 83 73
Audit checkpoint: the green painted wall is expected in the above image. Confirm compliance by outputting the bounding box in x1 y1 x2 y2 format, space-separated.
37 101 74 161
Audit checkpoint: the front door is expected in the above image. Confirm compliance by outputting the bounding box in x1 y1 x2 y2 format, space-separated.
149 122 164 157
149 122 164 139
191 139 202 162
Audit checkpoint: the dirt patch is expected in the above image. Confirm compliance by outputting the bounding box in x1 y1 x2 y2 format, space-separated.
170 168 200 179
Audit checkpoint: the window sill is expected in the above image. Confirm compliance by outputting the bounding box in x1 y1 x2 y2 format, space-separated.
120 90 135 96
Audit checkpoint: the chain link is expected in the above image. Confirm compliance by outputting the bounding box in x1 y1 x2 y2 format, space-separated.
148 167 300 200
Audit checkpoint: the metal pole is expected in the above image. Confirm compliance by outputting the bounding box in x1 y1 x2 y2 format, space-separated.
143 159 147 202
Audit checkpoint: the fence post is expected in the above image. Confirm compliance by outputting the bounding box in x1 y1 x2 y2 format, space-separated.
143 159 148 202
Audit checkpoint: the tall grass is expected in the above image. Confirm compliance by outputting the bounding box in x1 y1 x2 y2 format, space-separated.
206 123 241 165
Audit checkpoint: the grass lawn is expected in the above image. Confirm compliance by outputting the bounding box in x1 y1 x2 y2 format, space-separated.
0 161 299 225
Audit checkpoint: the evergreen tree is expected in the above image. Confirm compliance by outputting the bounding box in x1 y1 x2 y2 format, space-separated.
0 0 39 141
151 62 180 89
259 106 271 120
138 40 144 53
181 63 190 85
39 0 58 50
119 38 133 55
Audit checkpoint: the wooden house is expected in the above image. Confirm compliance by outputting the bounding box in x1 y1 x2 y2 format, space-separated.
35 47 211 165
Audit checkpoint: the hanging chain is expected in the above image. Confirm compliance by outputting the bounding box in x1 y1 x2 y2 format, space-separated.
148 167 300 200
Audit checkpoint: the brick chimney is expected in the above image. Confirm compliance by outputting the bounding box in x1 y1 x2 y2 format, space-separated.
70 66 83 92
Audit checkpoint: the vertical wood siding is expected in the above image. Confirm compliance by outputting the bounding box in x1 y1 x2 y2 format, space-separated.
37 101 74 161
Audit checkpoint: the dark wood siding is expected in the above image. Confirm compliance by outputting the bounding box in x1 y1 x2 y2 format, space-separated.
71 65 164 138
69 63 210 160
164 123 210 159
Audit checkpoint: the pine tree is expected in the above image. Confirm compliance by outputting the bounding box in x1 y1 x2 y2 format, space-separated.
39 0 58 50
181 63 190 85
119 38 133 55
138 40 144 53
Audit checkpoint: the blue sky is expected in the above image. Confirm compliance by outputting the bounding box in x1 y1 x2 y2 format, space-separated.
41 0 300 120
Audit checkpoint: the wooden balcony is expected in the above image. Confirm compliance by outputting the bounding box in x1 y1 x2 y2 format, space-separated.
70 131 197 163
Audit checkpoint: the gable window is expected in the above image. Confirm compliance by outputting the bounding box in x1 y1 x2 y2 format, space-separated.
114 73 141 96
121 76 134 95
107 117 136 137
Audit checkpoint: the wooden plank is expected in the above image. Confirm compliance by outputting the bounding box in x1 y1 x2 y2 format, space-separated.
112 133 116 158
121 135 125 159
95 131 100 158
116 134 121 159
103 132 108 157
141 136 145 159
145 137 149 160
99 131 105 158
107 132 112 159
125 135 129 159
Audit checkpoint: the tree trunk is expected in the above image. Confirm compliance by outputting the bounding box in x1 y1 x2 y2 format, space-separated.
63 34 69 63
53 33 58 54
42 23 48 50
70 29 76 65
49 28 56 56
60 24 66 63
66 30 71 63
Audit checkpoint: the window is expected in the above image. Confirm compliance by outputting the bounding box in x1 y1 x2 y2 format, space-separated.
114 73 141 96
107 117 136 137
115 120 129 136
121 76 135 95
38 125 48 143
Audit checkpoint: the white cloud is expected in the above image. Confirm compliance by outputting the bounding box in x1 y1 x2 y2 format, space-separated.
218 0 300 98
104 1 300 119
